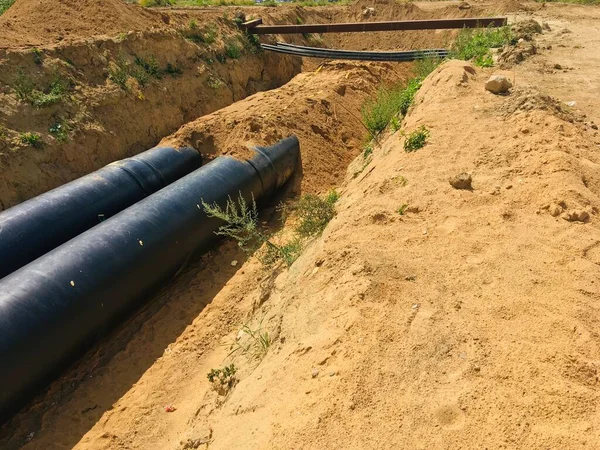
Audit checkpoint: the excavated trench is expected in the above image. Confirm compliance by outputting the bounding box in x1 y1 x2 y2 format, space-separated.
0 0 513 445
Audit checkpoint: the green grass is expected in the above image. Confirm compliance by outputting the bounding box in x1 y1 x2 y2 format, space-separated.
30 79 67 107
49 121 70 142
0 0 15 15
204 25 218 44
139 0 174 6
184 23 218 44
451 26 514 68
361 57 440 138
225 41 242 59
13 70 35 101
207 75 224 89
228 320 272 364
13 70 69 108
135 55 162 79
397 204 409 216
245 31 261 51
108 57 131 89
32 48 43 65
165 63 183 76
203 190 339 268
19 132 43 148
361 78 421 137
203 193 264 252
207 364 237 394
295 190 339 238
109 54 176 90
404 126 430 152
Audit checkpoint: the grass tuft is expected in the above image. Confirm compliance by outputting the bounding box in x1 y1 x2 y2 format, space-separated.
0 0 15 15
295 190 339 238
397 204 409 215
404 126 430 152
139 0 174 6
19 132 43 148
49 120 70 142
229 320 272 364
451 26 514 67
32 48 43 65
207 364 237 395
203 193 263 252
225 41 242 59
361 57 440 138
13 70 69 108
203 190 339 268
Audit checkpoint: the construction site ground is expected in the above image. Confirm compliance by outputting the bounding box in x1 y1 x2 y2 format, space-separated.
2 0 600 449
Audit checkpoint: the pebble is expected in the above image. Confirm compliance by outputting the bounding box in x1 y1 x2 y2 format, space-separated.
566 101 577 107
312 368 319 378
231 260 238 266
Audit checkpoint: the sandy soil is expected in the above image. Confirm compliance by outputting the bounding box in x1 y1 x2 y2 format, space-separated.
3 0 600 449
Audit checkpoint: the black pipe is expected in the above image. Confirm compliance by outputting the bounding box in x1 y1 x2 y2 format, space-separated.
261 44 448 61
276 41 449 55
0 146 201 280
0 136 299 423
266 43 449 58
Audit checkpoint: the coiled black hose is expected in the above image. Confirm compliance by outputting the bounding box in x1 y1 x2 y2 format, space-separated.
261 43 449 62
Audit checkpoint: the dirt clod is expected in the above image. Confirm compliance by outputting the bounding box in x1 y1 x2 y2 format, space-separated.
562 210 590 223
449 172 473 190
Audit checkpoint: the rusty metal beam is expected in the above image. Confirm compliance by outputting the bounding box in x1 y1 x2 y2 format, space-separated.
245 17 507 34
240 18 263 29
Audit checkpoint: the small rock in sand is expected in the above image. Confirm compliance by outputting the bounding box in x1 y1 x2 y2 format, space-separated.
449 173 472 190
485 75 512 95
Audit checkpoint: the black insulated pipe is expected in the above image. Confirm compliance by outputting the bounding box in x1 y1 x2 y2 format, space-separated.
261 43 449 62
0 136 300 423
0 146 201 280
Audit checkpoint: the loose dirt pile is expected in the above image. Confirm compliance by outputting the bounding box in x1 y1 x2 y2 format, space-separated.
11 57 600 450
0 0 165 47
161 61 409 194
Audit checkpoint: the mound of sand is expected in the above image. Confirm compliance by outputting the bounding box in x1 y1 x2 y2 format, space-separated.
0 0 165 48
